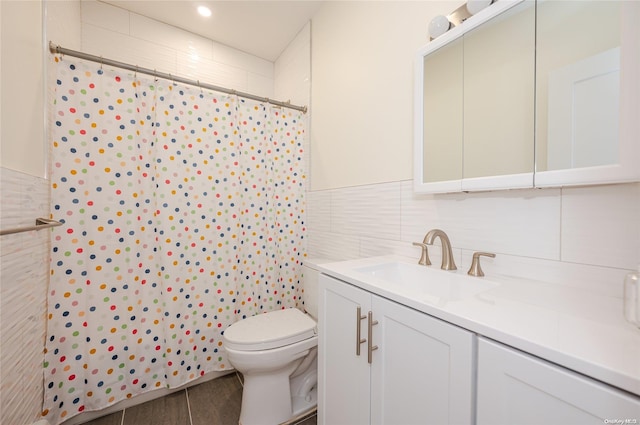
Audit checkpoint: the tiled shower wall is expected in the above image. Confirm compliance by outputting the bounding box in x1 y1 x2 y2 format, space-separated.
75 0 276 99
35 2 310 424
0 167 51 425
0 2 308 424
306 180 640 299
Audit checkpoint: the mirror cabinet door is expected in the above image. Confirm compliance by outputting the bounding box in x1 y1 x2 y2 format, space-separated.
422 38 463 188
416 0 535 193
535 1 640 187
415 0 638 194
462 1 535 190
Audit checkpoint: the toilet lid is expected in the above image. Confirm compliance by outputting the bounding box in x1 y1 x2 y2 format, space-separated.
223 308 317 351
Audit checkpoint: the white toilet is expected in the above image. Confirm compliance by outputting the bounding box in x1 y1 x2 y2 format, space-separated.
222 259 325 425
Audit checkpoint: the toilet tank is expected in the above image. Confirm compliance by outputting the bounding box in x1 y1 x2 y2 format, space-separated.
301 258 334 320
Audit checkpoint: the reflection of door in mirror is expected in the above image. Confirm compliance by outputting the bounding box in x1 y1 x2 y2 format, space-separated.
536 2 621 172
463 1 535 180
422 38 463 184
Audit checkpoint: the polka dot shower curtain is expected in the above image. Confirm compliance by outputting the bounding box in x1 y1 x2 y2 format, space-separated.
43 58 306 424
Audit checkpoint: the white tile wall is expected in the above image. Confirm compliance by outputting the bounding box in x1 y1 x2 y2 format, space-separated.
273 23 312 269
79 0 275 99
0 167 51 425
274 22 311 108
82 23 179 73
306 190 331 233
247 72 275 99
46 1 82 52
212 42 274 79
175 51 249 92
401 182 562 259
274 22 311 202
80 0 129 35
331 182 402 241
306 180 640 299
129 13 214 59
36 3 297 423
561 183 640 269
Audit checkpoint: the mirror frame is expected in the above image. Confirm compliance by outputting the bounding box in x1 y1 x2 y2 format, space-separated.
414 0 528 194
534 1 640 188
414 0 640 194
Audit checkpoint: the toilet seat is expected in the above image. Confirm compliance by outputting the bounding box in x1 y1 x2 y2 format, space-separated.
224 308 317 351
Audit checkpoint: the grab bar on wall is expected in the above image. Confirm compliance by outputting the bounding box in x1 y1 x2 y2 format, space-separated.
0 218 63 236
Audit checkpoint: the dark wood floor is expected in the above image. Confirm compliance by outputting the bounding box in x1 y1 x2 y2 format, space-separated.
81 372 317 425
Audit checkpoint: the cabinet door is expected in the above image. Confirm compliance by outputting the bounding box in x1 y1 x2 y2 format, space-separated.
370 295 475 425
535 1 640 188
420 37 464 192
477 337 640 425
462 0 535 190
318 274 372 425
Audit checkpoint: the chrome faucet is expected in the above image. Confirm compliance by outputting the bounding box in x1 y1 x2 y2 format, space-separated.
424 229 457 271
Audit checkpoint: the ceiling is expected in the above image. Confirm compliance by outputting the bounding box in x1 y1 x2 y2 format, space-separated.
100 0 323 62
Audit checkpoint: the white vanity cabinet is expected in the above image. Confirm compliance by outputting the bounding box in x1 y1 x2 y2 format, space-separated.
477 337 640 424
318 274 475 425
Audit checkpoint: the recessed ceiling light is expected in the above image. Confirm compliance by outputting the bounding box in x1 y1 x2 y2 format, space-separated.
197 5 212 18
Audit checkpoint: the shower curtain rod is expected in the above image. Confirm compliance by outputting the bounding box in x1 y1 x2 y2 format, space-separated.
49 41 308 113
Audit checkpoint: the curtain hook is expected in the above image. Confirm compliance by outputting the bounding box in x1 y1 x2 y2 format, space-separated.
100 55 103 70
197 80 203 94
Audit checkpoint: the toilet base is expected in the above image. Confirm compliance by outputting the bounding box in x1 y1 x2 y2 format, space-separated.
239 389 318 425
291 389 317 419
238 352 318 425
281 406 317 425
239 369 296 425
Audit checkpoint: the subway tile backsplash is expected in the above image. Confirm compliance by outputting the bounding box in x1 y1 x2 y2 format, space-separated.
307 180 640 299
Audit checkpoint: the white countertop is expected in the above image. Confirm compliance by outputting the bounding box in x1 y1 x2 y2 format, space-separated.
317 255 640 397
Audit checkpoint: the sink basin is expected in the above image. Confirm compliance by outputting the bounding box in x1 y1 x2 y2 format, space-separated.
355 261 498 302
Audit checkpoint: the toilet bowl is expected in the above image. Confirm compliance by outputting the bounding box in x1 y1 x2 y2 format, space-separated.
222 259 329 425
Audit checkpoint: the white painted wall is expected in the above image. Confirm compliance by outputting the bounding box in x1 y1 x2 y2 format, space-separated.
1 0 46 177
310 1 454 190
306 1 640 297
307 2 640 298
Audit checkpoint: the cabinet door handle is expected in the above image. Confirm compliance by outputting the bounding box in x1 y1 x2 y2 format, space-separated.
367 311 379 364
356 306 367 356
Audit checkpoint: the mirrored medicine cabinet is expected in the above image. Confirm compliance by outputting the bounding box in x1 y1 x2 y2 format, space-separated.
414 0 640 193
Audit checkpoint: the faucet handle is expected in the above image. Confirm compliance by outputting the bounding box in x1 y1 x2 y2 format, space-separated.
467 252 496 277
412 242 432 266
